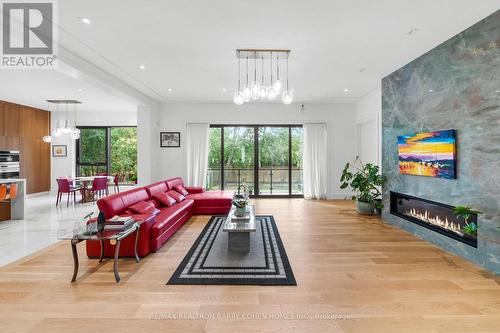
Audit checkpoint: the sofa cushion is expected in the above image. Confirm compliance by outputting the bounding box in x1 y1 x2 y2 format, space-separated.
188 190 234 207
152 199 194 238
185 186 205 194
144 181 168 197
153 192 176 207
167 190 185 203
165 177 184 190
146 199 160 208
97 187 149 218
174 184 189 196
129 200 156 214
118 188 150 211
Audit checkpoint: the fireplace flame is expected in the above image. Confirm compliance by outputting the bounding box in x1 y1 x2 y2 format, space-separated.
406 208 463 234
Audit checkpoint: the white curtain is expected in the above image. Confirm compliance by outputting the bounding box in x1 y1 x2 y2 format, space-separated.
186 123 209 187
303 123 328 199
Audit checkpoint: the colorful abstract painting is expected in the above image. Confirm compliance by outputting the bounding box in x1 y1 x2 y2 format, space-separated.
398 129 456 179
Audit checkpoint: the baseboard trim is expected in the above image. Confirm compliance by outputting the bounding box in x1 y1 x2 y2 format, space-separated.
26 191 50 198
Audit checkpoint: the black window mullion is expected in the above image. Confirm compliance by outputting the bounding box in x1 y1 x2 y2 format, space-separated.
220 127 224 191
288 126 292 196
254 126 259 196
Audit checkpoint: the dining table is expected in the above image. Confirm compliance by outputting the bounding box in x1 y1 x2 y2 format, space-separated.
72 176 114 203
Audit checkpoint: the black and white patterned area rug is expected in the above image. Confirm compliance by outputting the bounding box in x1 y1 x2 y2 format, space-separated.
167 215 296 285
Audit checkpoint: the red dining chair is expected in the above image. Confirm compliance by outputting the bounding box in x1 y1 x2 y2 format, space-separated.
90 177 108 204
56 178 80 207
113 173 120 193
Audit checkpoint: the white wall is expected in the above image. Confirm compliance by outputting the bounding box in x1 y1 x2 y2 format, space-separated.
154 102 357 199
355 87 382 166
50 110 137 191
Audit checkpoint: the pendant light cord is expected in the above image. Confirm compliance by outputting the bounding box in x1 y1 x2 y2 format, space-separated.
246 55 249 87
286 54 289 90
261 55 264 85
277 55 280 81
254 51 257 82
237 51 241 91
270 51 273 84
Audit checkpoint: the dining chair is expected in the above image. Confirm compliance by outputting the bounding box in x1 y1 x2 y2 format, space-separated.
90 177 109 204
113 173 120 193
56 178 80 207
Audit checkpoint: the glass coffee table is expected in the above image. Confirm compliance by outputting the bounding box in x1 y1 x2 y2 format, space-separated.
223 205 256 253
59 221 141 282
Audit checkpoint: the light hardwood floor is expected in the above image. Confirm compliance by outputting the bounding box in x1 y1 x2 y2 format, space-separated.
1 199 499 333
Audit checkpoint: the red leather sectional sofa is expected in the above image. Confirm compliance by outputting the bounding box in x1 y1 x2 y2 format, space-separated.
86 177 234 258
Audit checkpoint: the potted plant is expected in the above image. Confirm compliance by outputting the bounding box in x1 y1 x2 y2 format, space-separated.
232 198 248 217
453 205 482 237
340 156 385 215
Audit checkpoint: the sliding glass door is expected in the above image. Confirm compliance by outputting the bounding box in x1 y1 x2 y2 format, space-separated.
258 127 289 195
223 127 255 192
207 125 303 197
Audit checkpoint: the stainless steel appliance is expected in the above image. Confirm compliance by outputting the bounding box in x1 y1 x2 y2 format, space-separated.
0 150 20 179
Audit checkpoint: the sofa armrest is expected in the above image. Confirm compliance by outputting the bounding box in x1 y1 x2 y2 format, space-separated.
185 186 205 194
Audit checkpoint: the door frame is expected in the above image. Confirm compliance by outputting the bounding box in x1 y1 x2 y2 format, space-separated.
209 124 303 198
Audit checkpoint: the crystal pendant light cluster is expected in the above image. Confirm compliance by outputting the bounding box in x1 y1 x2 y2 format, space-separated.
233 49 293 105
42 100 82 143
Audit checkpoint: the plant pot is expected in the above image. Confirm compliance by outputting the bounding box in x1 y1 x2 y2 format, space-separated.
373 199 382 215
356 200 374 215
235 206 246 217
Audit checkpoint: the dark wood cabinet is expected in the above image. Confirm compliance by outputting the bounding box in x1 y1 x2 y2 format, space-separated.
1 100 50 194
0 102 4 137
3 103 21 137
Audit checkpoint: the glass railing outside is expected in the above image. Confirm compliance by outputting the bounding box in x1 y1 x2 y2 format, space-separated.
206 168 303 195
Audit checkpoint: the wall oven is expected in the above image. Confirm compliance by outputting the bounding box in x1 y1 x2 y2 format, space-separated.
0 151 20 179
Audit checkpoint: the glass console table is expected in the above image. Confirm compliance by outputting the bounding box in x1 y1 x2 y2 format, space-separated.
59 221 141 283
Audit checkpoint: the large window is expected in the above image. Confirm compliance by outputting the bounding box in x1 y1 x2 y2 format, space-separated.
207 125 303 197
76 126 137 184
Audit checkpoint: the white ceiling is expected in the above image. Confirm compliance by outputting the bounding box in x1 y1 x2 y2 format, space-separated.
1 0 498 110
0 67 137 112
56 0 498 102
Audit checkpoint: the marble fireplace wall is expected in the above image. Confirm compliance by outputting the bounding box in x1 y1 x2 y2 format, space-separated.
381 10 500 273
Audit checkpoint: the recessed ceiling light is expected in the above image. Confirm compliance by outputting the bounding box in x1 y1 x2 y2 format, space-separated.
495 90 500 93
222 88 227 92
406 28 419 36
80 17 91 24
344 89 349 92
77 88 83 92
139 65 145 70
428 89 433 92
168 88 172 92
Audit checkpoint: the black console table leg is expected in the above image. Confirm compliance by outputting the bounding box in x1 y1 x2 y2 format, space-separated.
134 226 140 263
99 240 104 263
71 241 79 282
113 240 121 282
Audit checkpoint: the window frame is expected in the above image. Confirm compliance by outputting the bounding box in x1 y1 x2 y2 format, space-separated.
208 124 303 198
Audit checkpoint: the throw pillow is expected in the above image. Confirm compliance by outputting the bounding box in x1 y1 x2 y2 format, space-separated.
153 192 177 207
129 200 156 214
167 190 185 203
174 184 189 196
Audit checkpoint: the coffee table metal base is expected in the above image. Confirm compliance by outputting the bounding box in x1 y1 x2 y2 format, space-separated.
69 224 140 283
228 232 251 253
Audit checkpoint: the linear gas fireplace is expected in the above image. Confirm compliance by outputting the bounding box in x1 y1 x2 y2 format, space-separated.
390 191 477 247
